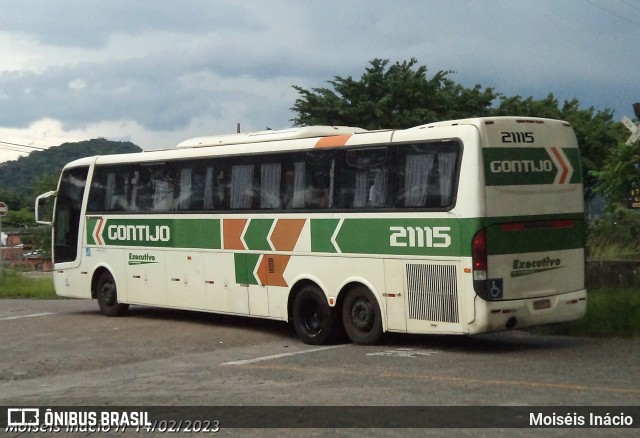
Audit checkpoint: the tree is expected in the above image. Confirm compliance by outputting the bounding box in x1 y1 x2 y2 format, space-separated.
291 58 498 129
592 139 640 208
292 59 624 207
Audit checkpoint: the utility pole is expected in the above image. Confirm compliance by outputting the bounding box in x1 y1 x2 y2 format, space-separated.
0 201 8 280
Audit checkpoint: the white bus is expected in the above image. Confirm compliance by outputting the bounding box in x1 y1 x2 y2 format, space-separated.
36 117 586 345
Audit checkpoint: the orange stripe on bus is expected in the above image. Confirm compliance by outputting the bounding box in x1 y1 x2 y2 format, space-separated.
314 134 352 148
551 146 569 184
223 218 248 250
270 219 306 251
256 255 291 287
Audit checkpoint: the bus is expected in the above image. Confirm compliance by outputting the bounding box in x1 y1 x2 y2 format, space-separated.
35 117 587 345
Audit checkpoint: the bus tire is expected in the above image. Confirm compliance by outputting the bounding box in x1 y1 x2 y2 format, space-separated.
342 286 383 345
292 285 336 345
95 271 129 317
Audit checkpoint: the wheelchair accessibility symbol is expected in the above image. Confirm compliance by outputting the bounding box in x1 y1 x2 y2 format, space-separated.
489 279 503 299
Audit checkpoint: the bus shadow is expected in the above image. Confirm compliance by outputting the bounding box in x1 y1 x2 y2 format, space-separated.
378 330 594 353
137 306 298 338
75 305 299 341
72 305 591 352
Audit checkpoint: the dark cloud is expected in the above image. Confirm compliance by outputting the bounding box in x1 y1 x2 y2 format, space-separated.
0 0 263 48
0 0 638 144
0 59 217 129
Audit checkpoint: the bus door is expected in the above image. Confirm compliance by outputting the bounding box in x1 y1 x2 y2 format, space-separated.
383 259 407 332
51 166 90 297
204 252 250 315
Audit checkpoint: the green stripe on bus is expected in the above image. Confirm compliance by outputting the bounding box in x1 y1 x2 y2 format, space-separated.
87 214 583 257
86 217 221 249
310 219 340 253
486 218 584 255
234 253 260 285
173 218 221 249
564 148 582 184
309 218 484 257
243 219 274 251
333 218 462 257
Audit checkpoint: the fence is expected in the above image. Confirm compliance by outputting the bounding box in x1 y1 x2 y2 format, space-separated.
586 260 640 288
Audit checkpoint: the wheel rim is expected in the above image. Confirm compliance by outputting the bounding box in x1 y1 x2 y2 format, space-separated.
350 298 374 332
300 298 324 336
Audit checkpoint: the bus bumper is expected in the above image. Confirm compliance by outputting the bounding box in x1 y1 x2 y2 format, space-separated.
469 289 587 334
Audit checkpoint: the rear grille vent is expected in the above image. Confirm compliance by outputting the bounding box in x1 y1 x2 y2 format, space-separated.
406 264 459 323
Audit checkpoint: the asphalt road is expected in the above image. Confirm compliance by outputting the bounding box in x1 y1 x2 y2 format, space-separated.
1 298 638 437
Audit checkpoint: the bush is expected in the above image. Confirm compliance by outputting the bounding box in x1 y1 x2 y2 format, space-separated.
587 208 640 260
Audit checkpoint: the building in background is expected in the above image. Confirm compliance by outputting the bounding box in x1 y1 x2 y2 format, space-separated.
1 230 51 271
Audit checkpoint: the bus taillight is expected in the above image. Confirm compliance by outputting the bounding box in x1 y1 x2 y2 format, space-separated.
472 229 488 297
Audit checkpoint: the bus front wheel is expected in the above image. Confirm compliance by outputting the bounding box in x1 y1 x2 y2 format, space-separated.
342 286 383 345
292 285 336 345
95 271 129 317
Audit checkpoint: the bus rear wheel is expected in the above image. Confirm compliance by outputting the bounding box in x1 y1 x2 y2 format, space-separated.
292 285 336 345
342 286 383 345
95 271 129 317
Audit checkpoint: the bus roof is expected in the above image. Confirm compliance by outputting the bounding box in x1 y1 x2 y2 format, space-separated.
177 126 368 148
60 117 574 169
408 116 571 130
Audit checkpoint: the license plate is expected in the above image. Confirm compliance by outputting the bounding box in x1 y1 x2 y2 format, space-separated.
533 299 551 310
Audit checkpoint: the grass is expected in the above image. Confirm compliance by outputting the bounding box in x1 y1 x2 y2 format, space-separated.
0 268 56 299
1 268 638 337
532 288 640 338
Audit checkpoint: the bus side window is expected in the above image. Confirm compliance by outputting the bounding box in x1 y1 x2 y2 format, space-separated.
230 164 255 209
435 151 457 207
307 158 333 209
178 160 224 211
151 168 176 211
338 148 389 209
177 165 204 210
282 164 301 209
88 168 127 212
177 166 195 210
260 163 282 209
129 164 176 212
101 170 129 211
283 152 333 210
402 153 432 207
399 144 459 209
87 169 106 212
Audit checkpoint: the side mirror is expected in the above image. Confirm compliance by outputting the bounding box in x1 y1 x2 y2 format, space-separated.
35 191 56 225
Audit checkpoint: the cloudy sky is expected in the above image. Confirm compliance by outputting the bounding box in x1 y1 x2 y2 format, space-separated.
1 0 639 162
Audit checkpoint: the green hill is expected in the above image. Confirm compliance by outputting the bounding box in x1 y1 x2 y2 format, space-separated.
0 138 142 210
